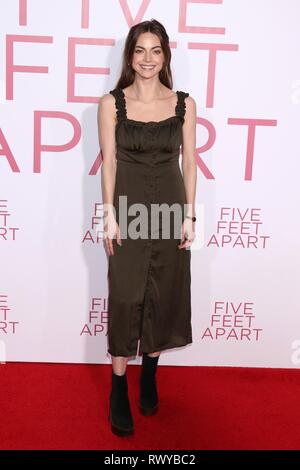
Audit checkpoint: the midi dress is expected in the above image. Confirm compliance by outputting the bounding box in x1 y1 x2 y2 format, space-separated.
107 87 193 357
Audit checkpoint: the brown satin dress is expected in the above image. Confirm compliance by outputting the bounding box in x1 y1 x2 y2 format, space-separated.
107 87 192 357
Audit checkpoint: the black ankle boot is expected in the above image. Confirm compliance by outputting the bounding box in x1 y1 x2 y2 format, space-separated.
139 353 159 416
109 371 134 436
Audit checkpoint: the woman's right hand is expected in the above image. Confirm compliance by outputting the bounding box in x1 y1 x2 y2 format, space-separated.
103 212 122 256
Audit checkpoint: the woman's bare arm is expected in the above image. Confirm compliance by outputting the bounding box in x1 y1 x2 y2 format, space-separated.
97 93 117 213
181 95 197 218
97 93 120 254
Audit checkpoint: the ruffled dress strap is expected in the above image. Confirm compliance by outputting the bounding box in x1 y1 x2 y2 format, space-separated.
175 91 189 120
109 88 127 122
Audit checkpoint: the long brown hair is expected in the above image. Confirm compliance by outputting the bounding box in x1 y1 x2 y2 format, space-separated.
114 19 173 90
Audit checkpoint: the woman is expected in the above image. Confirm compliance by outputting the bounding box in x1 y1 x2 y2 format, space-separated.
98 19 197 437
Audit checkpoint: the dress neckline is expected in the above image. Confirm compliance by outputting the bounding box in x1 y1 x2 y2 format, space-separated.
119 88 180 126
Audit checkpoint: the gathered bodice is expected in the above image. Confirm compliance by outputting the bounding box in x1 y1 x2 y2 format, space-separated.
109 88 189 166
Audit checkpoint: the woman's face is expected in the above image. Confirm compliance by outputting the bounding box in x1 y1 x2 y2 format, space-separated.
130 32 165 78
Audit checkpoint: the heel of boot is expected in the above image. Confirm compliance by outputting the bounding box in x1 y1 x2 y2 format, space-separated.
139 403 158 416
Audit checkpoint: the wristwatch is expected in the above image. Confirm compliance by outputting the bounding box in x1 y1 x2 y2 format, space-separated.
185 215 196 222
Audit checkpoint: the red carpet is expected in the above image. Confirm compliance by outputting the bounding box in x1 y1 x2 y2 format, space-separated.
1 362 300 450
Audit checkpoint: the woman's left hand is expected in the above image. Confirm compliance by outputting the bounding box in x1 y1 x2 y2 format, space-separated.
178 217 196 249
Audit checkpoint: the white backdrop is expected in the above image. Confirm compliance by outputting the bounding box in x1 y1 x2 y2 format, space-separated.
0 0 300 368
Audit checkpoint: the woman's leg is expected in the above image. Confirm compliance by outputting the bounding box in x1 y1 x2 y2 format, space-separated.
139 351 160 415
147 352 160 358
111 352 160 372
111 356 129 375
109 355 134 436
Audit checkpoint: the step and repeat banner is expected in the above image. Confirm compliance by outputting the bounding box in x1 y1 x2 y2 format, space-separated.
0 0 299 367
